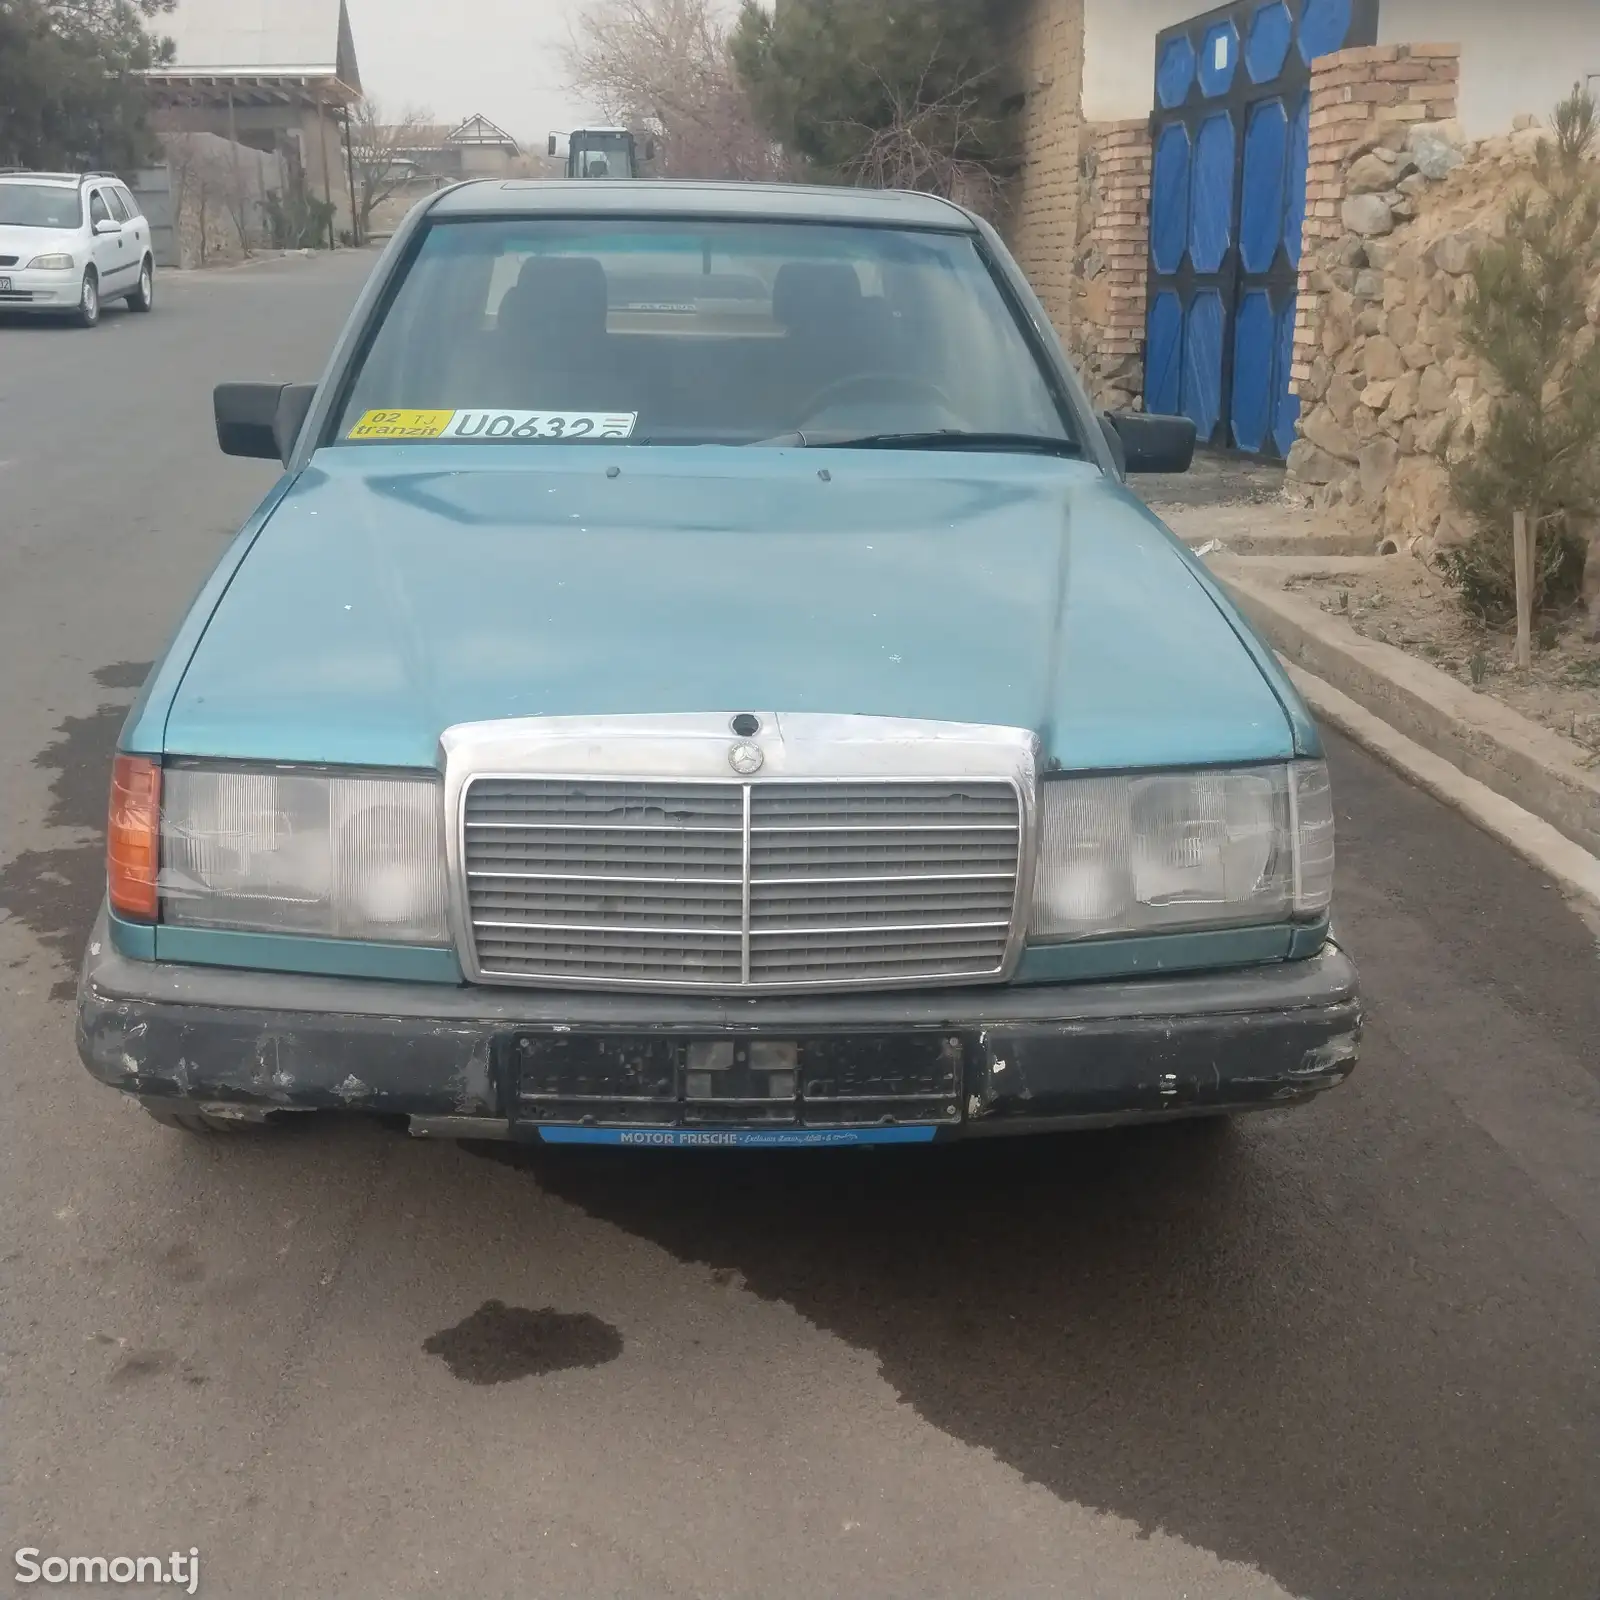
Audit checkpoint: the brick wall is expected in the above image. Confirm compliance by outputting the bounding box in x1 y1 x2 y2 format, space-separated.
1070 120 1151 410
1290 43 1461 395
1000 0 1087 341
1000 0 1150 409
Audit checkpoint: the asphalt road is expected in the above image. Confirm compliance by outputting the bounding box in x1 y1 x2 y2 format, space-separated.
1 252 1598 1600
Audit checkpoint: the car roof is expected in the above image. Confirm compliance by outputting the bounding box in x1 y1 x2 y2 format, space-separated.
0 172 83 186
428 180 979 231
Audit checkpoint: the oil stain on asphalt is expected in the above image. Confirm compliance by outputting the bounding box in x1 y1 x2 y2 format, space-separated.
0 662 150 994
470 1057 1599 1600
423 1300 623 1385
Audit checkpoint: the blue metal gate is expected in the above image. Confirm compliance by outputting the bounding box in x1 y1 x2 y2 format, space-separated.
1144 0 1379 456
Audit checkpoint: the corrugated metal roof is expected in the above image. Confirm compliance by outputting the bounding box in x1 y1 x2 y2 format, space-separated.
154 0 361 86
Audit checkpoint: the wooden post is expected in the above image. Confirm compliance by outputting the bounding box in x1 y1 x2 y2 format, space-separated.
1512 509 1533 669
226 89 246 255
342 102 360 246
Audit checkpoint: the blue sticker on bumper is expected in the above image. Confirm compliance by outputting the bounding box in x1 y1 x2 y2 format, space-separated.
538 1125 940 1149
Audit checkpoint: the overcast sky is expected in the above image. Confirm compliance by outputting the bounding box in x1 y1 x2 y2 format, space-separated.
344 0 601 141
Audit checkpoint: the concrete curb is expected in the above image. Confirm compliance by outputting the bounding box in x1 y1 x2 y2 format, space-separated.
1210 559 1600 860
1285 664 1600 920
1157 503 1375 558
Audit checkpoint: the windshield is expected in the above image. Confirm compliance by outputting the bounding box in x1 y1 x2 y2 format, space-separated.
0 184 83 229
336 218 1074 449
574 134 633 178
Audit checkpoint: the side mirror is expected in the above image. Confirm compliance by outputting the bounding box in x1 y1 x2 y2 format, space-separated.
273 383 317 462
1097 414 1127 477
1105 411 1197 475
214 382 317 465
94 218 121 235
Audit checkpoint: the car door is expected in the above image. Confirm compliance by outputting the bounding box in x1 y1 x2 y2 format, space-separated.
100 186 137 290
115 186 150 268
86 187 125 289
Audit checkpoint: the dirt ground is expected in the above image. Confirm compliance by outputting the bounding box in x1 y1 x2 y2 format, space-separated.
1285 561 1600 761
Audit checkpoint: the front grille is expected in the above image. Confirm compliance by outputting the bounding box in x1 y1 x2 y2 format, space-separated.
463 777 1021 990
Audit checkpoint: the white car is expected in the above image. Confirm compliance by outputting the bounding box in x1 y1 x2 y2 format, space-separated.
0 170 155 327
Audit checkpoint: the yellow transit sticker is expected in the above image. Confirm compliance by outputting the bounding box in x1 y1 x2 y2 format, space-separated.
347 409 639 441
348 409 457 439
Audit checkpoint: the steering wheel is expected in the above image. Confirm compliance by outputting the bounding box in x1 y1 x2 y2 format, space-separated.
798 371 956 424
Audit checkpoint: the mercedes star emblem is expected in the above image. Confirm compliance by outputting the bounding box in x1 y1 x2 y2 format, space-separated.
728 741 764 776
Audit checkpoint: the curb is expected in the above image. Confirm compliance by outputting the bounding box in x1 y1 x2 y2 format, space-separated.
1284 664 1600 920
169 248 353 277
1209 559 1600 860
1157 503 1375 558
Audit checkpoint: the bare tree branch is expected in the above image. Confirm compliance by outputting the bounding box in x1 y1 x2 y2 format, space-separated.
564 0 792 181
159 129 256 264
348 96 434 239
831 45 1005 215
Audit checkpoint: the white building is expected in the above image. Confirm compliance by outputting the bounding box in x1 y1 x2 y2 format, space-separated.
144 0 363 233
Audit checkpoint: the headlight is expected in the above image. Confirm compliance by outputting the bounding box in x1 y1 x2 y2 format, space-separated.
1029 761 1334 942
25 252 74 270
159 766 449 944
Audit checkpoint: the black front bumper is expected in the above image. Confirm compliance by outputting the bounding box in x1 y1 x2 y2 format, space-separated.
76 914 1360 1141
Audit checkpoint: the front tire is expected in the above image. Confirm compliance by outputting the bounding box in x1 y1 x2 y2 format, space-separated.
74 268 99 328
126 257 153 312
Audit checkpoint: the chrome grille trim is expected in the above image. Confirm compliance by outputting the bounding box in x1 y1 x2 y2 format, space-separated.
442 714 1038 994
740 784 753 984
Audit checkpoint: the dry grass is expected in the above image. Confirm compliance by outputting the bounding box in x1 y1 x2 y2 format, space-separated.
1285 562 1600 762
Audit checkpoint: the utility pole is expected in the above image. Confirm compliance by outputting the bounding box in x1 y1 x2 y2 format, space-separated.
342 102 360 245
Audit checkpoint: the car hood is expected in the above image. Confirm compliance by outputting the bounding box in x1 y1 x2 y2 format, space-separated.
162 447 1296 771
0 225 77 262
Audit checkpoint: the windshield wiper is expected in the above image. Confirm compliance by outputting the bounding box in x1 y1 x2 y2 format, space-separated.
787 429 1079 457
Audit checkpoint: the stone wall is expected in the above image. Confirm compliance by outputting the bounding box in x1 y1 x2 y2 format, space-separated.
158 131 287 268
1285 41 1467 550
1290 43 1461 397
1286 85 1600 563
1066 120 1151 412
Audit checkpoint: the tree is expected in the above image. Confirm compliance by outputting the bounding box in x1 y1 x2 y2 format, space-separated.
564 0 790 181
1442 87 1600 663
162 131 227 264
730 0 1017 204
826 52 1008 214
0 0 176 171
346 96 433 243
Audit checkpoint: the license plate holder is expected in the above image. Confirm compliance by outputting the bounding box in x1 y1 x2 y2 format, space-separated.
504 1032 965 1130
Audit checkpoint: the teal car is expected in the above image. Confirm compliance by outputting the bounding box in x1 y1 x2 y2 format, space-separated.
76 181 1359 1145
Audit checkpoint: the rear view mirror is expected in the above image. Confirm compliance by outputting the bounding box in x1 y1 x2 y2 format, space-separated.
1104 411 1197 475
93 218 121 235
214 382 317 465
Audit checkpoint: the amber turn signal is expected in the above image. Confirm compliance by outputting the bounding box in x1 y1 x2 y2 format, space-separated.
108 754 161 922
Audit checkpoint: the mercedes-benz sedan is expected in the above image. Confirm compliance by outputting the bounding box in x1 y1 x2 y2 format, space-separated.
76 180 1359 1147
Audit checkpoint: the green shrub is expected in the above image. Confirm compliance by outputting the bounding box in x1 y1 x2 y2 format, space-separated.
1443 87 1600 642
263 182 335 250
